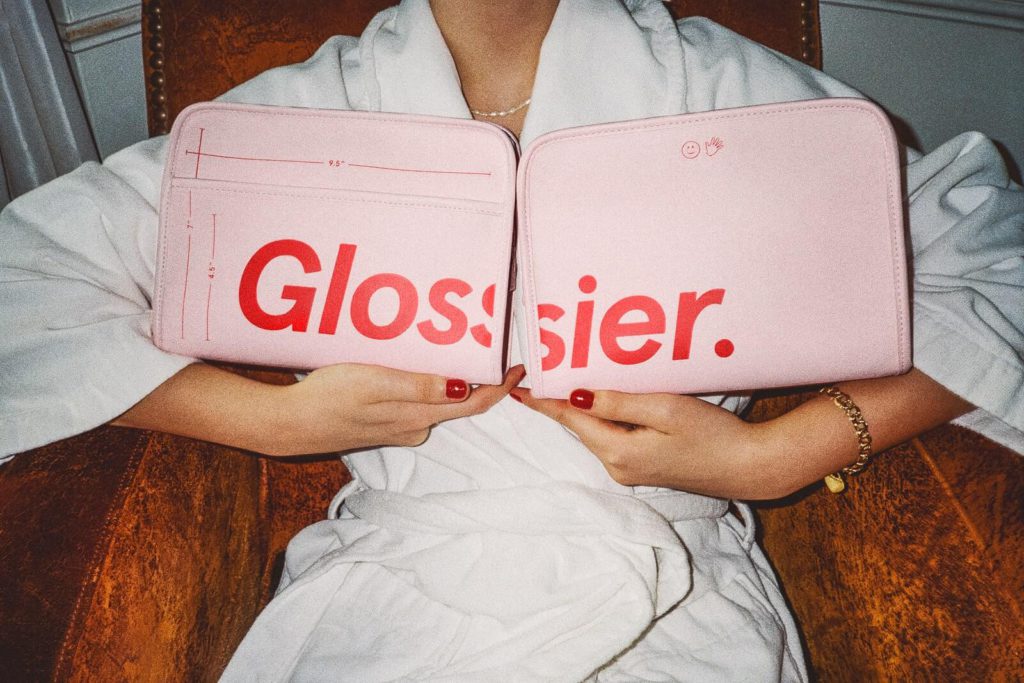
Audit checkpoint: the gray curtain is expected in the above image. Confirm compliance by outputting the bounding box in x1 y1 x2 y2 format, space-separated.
0 0 98 209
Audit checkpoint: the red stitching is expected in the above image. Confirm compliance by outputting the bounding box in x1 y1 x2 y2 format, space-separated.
180 232 192 340
170 183 505 216
348 162 491 177
206 212 217 342
185 150 324 165
193 127 205 178
205 281 213 342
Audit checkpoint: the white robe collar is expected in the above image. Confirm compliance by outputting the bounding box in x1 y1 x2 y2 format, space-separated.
363 0 685 145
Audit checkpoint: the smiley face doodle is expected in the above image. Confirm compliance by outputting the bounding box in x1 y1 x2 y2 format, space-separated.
680 140 701 159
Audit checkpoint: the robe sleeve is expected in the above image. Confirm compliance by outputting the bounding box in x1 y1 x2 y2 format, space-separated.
0 36 361 462
678 18 1024 451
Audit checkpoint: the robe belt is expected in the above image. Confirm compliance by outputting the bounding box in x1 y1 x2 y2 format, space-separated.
634 490 730 523
330 475 730 525
335 481 726 553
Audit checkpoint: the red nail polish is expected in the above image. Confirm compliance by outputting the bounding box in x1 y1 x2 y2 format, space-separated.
569 389 594 410
446 379 468 400
509 392 524 404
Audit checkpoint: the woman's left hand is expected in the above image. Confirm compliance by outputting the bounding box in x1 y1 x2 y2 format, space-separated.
510 387 773 499
511 367 976 500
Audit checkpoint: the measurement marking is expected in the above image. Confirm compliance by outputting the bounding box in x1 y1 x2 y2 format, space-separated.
193 128 205 178
205 282 213 341
348 163 491 177
206 212 216 341
180 232 192 340
185 150 325 165
168 177 509 213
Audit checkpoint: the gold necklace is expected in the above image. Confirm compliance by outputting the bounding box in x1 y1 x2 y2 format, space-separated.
469 97 532 118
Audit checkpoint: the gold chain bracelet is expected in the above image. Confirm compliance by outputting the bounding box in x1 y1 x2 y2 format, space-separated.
819 386 873 494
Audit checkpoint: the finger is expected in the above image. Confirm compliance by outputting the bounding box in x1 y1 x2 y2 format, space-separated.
433 365 527 421
353 364 470 405
565 389 680 432
517 390 663 486
374 365 526 427
513 389 625 451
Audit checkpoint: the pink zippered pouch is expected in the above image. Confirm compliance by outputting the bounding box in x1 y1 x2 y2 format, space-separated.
152 103 517 384
153 98 910 395
516 98 910 398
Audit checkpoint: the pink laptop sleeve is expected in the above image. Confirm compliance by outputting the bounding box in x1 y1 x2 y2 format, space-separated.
515 98 911 398
154 98 909 395
152 103 517 384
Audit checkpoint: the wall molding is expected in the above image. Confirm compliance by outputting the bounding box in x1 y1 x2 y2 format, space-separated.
821 0 1024 30
54 5 142 50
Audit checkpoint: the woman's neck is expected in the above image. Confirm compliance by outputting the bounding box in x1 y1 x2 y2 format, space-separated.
430 0 559 136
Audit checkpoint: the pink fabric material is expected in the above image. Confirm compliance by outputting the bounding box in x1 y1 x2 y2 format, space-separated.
154 99 910 395
152 103 517 384
516 98 911 398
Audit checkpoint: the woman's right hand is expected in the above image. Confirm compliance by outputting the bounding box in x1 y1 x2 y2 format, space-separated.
113 362 525 456
267 363 526 455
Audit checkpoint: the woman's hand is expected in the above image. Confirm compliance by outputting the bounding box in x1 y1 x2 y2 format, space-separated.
511 387 770 498
268 363 526 455
511 368 974 500
114 362 525 457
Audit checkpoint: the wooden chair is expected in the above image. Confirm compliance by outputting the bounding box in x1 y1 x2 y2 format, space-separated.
1 1 1021 679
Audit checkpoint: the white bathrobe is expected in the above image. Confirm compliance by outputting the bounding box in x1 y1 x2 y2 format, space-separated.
1 0 1022 680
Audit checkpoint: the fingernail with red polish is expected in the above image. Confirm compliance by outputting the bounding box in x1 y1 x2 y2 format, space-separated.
509 392 524 404
446 379 468 400
569 389 594 410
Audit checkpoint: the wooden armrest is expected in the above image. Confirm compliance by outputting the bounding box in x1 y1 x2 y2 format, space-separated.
749 393 1024 679
0 424 346 681
1 427 152 678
